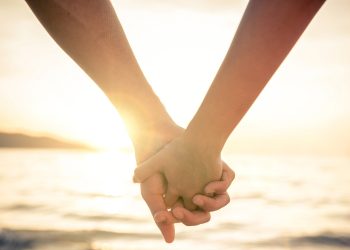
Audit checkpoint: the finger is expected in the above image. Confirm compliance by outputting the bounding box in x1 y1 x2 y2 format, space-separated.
204 181 227 196
171 206 211 226
171 199 185 224
164 187 179 209
153 210 177 225
192 192 230 212
182 196 197 211
222 162 235 183
154 210 176 243
204 162 235 195
143 193 176 243
141 179 176 243
172 199 184 210
133 153 164 183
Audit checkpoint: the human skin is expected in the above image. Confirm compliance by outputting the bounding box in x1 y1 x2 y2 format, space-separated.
134 123 234 241
24 0 234 243
134 0 326 218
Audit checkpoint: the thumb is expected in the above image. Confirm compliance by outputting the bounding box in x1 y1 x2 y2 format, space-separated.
133 152 164 183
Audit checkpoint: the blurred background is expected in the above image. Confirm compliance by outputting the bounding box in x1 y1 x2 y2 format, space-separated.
0 0 349 249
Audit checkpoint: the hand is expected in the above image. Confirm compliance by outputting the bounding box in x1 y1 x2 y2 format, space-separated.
134 134 227 210
139 159 234 242
132 122 234 242
132 122 180 243
172 163 235 223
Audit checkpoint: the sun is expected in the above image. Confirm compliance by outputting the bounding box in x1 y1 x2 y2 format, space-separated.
73 93 133 150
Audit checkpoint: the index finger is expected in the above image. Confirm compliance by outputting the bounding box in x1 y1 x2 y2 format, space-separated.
141 176 176 243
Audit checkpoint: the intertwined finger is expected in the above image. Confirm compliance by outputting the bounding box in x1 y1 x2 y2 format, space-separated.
204 162 235 195
140 174 176 243
182 196 197 211
171 205 211 226
192 192 230 212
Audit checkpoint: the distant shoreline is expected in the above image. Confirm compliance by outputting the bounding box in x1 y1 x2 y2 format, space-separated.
0 132 92 150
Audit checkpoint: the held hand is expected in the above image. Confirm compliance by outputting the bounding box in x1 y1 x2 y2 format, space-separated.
133 123 234 242
132 123 181 243
172 162 235 223
141 162 235 230
134 135 225 210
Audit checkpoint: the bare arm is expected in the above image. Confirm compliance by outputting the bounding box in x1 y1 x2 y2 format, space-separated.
25 0 172 141
184 0 326 158
25 0 234 243
134 0 325 212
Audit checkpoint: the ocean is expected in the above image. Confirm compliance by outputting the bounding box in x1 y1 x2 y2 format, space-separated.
0 149 349 250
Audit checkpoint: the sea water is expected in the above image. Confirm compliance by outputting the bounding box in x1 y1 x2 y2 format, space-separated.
0 149 349 250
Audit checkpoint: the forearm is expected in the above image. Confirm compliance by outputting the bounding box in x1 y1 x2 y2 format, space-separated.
25 0 174 139
184 0 325 156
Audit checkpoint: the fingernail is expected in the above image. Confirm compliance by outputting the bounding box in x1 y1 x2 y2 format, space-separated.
193 197 203 206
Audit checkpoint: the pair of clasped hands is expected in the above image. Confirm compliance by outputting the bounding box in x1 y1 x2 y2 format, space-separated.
24 0 235 243
131 124 235 243
25 0 325 244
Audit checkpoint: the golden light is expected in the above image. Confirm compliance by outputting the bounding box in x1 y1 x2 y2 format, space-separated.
1 0 350 155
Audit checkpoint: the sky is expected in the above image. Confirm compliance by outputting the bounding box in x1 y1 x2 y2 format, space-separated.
1 0 350 155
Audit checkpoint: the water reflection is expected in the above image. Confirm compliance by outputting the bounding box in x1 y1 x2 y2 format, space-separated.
0 149 349 249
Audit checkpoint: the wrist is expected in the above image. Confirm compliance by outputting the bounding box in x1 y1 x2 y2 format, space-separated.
129 114 177 142
131 118 183 163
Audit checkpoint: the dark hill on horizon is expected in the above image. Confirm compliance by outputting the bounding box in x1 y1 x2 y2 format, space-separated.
0 132 91 149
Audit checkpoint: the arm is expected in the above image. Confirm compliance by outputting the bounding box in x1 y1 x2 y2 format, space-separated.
184 0 326 157
25 0 172 141
25 0 176 241
25 0 233 243
134 0 325 212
